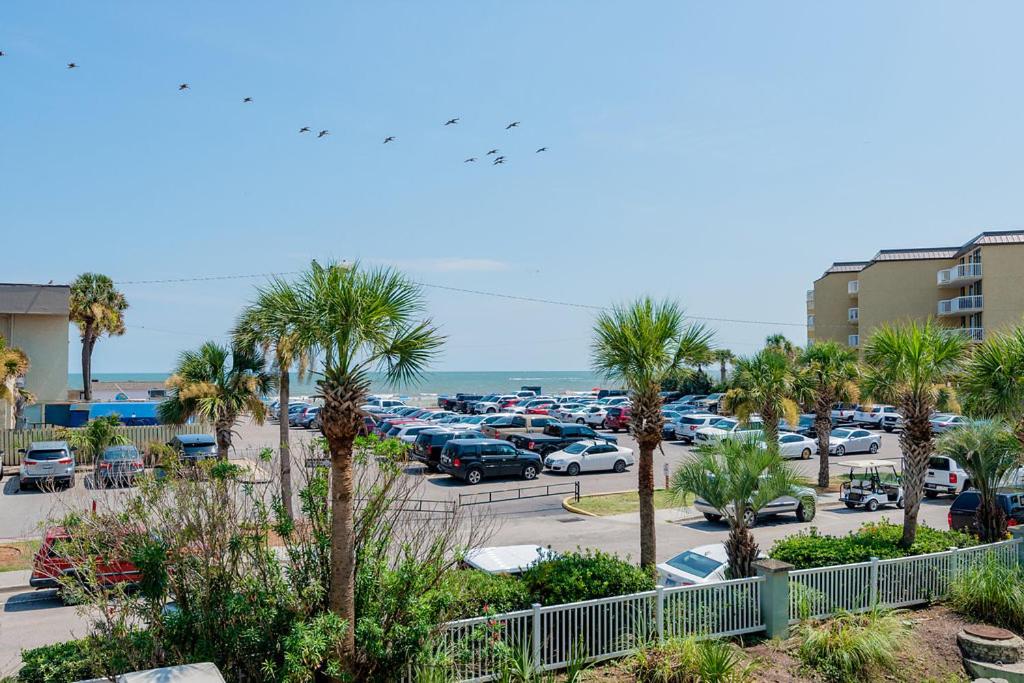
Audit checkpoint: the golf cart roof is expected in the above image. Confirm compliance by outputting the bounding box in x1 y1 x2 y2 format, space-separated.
844 460 898 469
463 545 556 575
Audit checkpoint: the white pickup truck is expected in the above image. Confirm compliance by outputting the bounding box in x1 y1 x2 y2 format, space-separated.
693 418 764 445
924 455 970 498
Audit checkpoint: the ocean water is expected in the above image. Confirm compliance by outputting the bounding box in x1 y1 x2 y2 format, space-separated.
70 370 612 398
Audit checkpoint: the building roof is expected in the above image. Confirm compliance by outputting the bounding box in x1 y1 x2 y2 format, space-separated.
870 247 958 262
823 261 868 274
956 230 1024 256
0 283 70 316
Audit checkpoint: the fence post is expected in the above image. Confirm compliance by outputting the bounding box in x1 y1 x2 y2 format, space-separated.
575 480 580 502
656 585 665 643
869 556 879 606
754 559 793 639
531 603 542 670
1010 527 1024 568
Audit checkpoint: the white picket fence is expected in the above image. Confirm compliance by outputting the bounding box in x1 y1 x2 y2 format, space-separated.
788 537 1021 622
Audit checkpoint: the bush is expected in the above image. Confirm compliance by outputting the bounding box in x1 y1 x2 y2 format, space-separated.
948 554 1024 632
769 521 979 569
437 569 531 620
795 607 907 682
18 631 157 683
629 636 752 683
520 549 655 605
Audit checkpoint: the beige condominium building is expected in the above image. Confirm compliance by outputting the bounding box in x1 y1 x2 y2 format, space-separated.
807 230 1024 349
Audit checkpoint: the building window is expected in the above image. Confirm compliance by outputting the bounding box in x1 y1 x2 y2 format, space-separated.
848 307 859 322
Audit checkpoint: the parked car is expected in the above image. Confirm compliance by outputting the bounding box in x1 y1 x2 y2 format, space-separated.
831 403 857 424
512 399 558 415
559 405 596 424
18 441 76 490
770 433 818 460
453 394 485 413
948 488 1024 533
543 440 634 475
674 414 725 444
604 406 631 432
506 422 615 455
693 418 763 446
924 455 971 498
462 545 557 575
481 414 559 438
271 400 306 420
96 445 144 487
30 526 140 596
596 389 628 400
930 414 969 434
394 424 437 443
780 414 820 438
284 403 311 425
854 405 899 429
292 405 320 428
695 393 726 413
362 398 406 411
827 428 881 456
657 543 765 586
412 428 486 471
167 434 217 465
474 395 517 414
695 482 816 526
437 439 543 485
880 411 905 433
584 406 609 429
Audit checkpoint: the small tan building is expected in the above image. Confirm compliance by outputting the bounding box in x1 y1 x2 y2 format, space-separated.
808 231 1024 349
0 283 70 428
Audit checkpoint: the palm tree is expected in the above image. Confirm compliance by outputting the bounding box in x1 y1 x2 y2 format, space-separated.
273 261 442 667
670 438 805 578
800 342 860 488
592 298 714 571
157 341 274 460
938 419 1023 542
70 274 128 401
0 335 31 429
765 333 800 360
960 326 1024 446
723 349 801 447
234 281 309 521
61 415 130 464
712 348 735 385
861 320 967 547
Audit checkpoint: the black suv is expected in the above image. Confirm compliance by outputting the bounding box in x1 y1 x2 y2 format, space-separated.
948 488 1024 534
438 438 543 485
411 428 485 471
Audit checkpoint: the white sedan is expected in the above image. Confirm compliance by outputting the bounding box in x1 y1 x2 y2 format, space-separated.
828 428 881 456
544 440 634 475
772 433 819 460
657 544 765 586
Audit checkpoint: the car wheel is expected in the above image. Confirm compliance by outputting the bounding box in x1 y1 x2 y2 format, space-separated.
869 442 879 454
522 465 538 480
743 509 757 527
611 427 619 433
576 418 585 424
466 468 483 485
884 426 894 433
67 476 76 489
486 408 496 414
924 490 938 499
835 445 846 456
599 420 606 429
613 460 626 473
703 513 723 522
844 502 857 510
866 498 879 512
426 464 439 473
800 448 812 460
566 463 581 476
896 497 905 509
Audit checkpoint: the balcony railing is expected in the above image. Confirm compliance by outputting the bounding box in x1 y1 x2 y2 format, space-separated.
848 334 859 348
937 295 983 316
848 307 859 322
942 327 984 343
807 315 815 328
848 280 860 295
937 262 982 286
806 290 814 309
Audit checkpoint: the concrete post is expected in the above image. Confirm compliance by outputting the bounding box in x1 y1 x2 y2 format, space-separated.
531 603 542 670
754 558 794 639
1010 527 1024 567
655 585 665 643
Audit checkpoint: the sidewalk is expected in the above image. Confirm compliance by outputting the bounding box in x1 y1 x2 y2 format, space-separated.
0 571 31 594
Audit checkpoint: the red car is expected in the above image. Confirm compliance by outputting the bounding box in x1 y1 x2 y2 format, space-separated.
604 406 631 432
30 526 140 592
374 417 417 437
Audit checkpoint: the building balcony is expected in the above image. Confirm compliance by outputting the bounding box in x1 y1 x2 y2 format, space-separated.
937 295 983 316
807 315 815 329
806 290 814 309
848 334 859 348
942 327 984 343
937 262 982 287
848 307 859 323
848 280 859 296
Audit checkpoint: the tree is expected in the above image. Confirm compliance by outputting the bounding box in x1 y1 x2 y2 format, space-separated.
670 438 805 578
939 419 1023 542
70 274 128 401
800 342 860 488
60 415 130 464
157 341 274 460
861 320 967 547
712 348 735 385
723 349 801 447
235 281 309 521
273 261 443 669
960 326 1024 447
592 298 713 571
0 335 31 429
765 333 800 360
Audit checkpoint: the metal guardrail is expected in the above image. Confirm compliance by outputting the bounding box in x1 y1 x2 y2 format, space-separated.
456 480 580 507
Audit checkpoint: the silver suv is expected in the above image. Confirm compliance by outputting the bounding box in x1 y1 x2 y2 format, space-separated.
18 441 76 489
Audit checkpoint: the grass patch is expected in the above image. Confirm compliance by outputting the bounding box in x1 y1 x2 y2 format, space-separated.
0 540 40 572
572 489 692 516
795 607 908 682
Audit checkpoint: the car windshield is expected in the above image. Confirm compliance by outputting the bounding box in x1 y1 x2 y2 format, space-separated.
27 449 67 461
103 448 139 461
831 429 852 438
716 420 737 430
563 443 587 454
666 551 723 578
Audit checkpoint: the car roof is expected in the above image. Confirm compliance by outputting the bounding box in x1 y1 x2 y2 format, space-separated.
103 444 139 453
29 440 71 450
670 543 728 562
463 545 557 574
174 434 216 444
450 438 511 445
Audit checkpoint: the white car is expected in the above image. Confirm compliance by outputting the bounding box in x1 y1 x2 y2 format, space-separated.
509 398 557 415
463 545 556 575
394 424 433 443
855 405 899 428
544 440 634 475
831 403 857 423
924 455 971 498
674 414 725 444
827 428 881 455
552 404 586 421
362 398 406 410
584 406 609 428
657 544 767 587
693 418 763 445
770 433 819 460
474 395 517 414
930 414 969 434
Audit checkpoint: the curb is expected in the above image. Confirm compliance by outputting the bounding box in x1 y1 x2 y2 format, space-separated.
561 496 599 517
0 582 30 596
561 487 679 519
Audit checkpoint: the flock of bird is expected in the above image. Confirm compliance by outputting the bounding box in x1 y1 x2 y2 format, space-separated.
0 53 548 166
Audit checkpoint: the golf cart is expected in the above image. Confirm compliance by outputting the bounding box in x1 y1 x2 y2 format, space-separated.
838 460 904 511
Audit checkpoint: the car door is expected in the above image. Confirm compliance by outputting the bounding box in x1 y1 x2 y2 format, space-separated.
478 443 507 477
581 444 613 471
496 443 521 475
778 434 801 458
851 430 871 453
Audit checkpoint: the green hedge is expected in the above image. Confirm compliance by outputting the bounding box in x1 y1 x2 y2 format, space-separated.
520 549 655 605
769 521 980 569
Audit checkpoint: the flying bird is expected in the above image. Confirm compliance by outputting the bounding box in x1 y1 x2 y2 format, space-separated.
444 118 459 126
67 62 77 69
383 136 395 144
486 149 499 155
505 121 519 130
492 156 506 165
178 83 189 90
299 127 311 133
0 51 5 57
535 147 548 153
317 130 329 138
464 157 476 163
243 97 253 103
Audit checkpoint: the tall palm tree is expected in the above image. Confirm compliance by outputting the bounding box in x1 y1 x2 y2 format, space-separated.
800 342 860 488
592 298 714 571
723 349 801 447
234 282 309 521
765 333 800 360
70 273 128 401
0 335 31 430
670 438 805 578
861 320 967 547
960 326 1024 446
938 419 1023 542
712 348 735 385
274 261 442 667
157 341 274 460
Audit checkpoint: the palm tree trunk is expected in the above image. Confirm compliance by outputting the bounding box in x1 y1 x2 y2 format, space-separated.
635 389 661 573
978 492 1006 543
815 398 832 489
719 360 727 385
898 403 933 548
81 325 94 401
215 415 232 461
278 364 294 521
725 521 759 579
761 406 779 447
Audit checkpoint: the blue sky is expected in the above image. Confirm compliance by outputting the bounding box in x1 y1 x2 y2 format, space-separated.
4 2 1024 373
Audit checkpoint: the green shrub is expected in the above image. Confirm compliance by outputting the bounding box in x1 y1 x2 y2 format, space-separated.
437 569 531 620
520 549 654 605
769 521 979 569
795 607 907 682
948 554 1024 632
18 631 157 683
629 636 752 683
